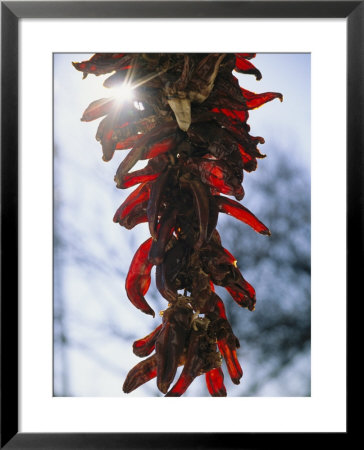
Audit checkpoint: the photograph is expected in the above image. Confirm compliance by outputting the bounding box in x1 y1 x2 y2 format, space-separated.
53 52 311 398
1 0 357 445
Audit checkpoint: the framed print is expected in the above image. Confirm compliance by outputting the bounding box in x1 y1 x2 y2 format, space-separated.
1 1 360 448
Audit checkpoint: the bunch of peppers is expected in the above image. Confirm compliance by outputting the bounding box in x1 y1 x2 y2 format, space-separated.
74 53 282 396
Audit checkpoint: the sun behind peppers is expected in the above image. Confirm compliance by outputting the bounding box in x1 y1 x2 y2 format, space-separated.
74 53 282 396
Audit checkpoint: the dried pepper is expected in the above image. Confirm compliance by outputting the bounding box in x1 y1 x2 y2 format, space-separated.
75 53 282 396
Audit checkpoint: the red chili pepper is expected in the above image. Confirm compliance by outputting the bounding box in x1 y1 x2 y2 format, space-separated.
234 56 262 80
94 115 117 162
125 238 155 317
144 135 176 159
148 207 177 265
215 195 270 235
156 240 187 302
214 296 227 320
115 155 168 189
133 324 163 357
200 242 256 310
113 182 150 224
156 305 193 394
117 171 159 190
198 159 244 200
211 107 249 124
226 284 256 311
187 121 258 175
205 367 227 397
73 54 131 77
114 121 178 180
165 329 206 397
220 246 256 309
96 111 143 162
179 176 209 249
81 97 116 122
147 169 171 239
114 199 148 229
155 263 178 302
122 354 158 393
218 338 243 384
115 134 143 150
241 88 283 110
164 372 193 397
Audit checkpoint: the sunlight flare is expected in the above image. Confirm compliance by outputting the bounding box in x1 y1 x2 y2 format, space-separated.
112 83 134 105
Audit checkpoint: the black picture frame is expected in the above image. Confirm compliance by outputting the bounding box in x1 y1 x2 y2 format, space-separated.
1 1 359 448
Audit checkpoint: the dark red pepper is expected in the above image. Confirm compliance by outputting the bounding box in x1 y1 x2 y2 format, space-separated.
125 238 155 317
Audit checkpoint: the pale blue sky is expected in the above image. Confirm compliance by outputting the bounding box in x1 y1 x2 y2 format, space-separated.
54 53 311 397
